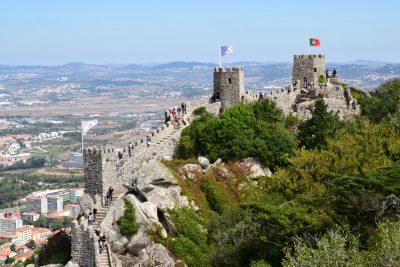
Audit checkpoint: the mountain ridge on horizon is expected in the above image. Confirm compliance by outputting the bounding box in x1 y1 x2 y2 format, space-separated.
0 59 398 70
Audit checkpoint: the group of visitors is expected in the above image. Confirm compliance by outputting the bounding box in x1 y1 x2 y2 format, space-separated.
88 208 98 225
165 103 187 129
95 228 107 254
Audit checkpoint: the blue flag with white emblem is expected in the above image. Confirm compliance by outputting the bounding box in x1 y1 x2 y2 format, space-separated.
221 45 233 56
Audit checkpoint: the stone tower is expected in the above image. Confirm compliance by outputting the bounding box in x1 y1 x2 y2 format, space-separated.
213 67 244 110
292 54 326 86
83 147 121 203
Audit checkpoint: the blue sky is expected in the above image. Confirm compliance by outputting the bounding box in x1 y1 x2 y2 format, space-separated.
0 0 399 65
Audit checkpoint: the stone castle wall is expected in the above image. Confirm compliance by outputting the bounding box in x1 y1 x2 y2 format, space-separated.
214 67 244 110
71 220 100 267
82 101 220 204
292 54 326 85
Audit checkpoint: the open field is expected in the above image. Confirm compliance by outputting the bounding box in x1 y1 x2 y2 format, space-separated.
0 96 188 117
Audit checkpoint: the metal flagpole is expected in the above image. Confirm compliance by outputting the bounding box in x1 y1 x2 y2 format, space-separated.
219 45 222 68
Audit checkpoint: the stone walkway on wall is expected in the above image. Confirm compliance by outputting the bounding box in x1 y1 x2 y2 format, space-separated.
92 191 126 267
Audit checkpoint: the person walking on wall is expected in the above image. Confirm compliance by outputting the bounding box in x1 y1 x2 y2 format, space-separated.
146 135 152 147
88 212 94 226
93 208 97 222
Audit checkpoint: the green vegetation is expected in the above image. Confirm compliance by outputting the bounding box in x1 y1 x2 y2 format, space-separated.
318 74 327 84
0 156 46 172
352 79 400 125
0 173 83 208
25 215 72 230
37 230 71 265
283 219 400 267
297 95 343 149
118 198 140 238
166 79 400 267
178 100 296 171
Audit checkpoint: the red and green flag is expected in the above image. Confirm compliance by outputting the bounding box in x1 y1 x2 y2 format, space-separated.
309 38 320 46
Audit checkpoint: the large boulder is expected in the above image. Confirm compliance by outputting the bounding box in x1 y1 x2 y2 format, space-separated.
197 156 210 169
139 201 158 221
126 225 154 256
79 193 94 216
136 160 190 210
136 160 178 189
243 157 272 178
134 243 177 267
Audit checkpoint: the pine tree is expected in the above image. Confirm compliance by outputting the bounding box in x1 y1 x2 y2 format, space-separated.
298 95 342 149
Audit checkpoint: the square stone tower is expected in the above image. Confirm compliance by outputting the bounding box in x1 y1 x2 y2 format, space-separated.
213 67 244 110
292 54 326 86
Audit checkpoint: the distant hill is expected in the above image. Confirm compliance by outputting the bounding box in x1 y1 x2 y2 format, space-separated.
152 61 215 69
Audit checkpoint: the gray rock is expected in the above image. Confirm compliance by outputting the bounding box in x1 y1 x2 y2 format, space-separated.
137 160 178 189
126 225 154 256
125 194 167 237
135 243 177 267
198 156 210 169
163 155 172 161
79 193 94 216
139 201 158 220
209 158 222 169
243 157 272 178
181 163 202 173
65 261 80 267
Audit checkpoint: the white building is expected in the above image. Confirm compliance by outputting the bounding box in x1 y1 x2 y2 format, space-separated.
47 196 63 213
26 195 48 214
69 189 84 203
0 217 23 234
21 212 40 222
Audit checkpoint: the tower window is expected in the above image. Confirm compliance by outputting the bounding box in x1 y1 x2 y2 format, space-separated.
228 78 232 84
314 68 317 72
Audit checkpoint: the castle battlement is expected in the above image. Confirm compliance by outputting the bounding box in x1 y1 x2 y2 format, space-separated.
294 54 325 59
214 67 243 73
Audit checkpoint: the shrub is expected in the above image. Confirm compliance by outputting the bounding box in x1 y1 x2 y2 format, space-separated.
118 198 139 238
201 179 229 213
318 75 327 84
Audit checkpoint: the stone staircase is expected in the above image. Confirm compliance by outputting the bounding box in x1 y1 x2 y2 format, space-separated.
92 191 126 267
154 127 180 146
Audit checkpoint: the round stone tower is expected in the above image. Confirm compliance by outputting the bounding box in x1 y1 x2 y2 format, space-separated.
213 67 244 110
292 54 326 87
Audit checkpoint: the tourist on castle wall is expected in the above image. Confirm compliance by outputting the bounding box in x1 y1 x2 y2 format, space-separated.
128 142 133 157
93 208 97 222
88 212 94 226
146 135 152 147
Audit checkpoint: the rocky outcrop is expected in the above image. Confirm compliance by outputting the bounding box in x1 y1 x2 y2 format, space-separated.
136 160 190 210
243 157 272 178
134 244 184 267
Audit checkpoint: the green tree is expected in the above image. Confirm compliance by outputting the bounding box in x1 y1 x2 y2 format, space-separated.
298 95 343 149
27 239 36 249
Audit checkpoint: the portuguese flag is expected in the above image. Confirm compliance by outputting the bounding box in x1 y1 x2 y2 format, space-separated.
310 38 320 46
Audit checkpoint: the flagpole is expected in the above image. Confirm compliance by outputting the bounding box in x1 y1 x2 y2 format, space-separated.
81 119 84 153
219 45 222 68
